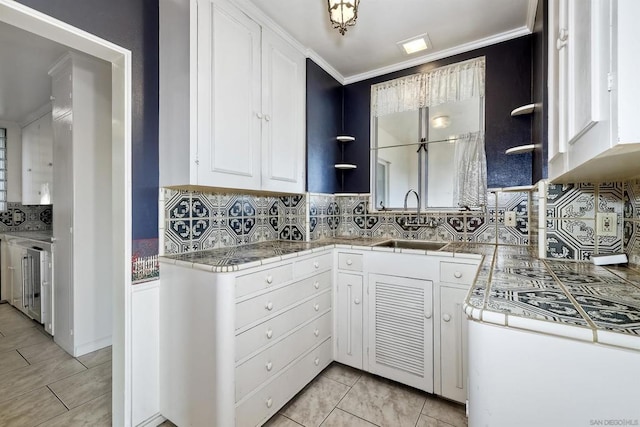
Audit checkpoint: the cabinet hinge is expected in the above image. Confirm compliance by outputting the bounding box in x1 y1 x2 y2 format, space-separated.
194 156 199 166
607 73 614 92
367 347 369 357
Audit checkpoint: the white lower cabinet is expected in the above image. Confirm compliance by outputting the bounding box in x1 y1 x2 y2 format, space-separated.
160 250 333 427
368 274 433 393
336 272 363 369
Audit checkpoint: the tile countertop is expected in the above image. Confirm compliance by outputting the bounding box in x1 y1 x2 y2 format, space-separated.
464 244 640 351
158 238 482 273
1 230 53 244
160 239 640 351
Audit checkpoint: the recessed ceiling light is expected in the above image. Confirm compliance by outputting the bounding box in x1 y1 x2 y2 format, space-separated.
397 33 432 55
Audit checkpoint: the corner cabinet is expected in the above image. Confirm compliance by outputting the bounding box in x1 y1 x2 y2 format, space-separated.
159 0 305 193
548 0 640 182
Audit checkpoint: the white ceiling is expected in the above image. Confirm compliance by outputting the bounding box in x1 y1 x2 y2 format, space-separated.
0 22 70 124
247 0 537 83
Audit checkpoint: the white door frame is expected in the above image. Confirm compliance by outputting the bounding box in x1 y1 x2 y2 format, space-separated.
0 1 133 425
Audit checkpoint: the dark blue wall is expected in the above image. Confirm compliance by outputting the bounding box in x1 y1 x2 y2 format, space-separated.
16 0 159 243
341 36 534 193
306 59 343 194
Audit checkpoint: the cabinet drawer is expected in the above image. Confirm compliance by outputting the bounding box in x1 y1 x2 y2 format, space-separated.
236 263 293 298
236 270 331 329
338 252 363 272
235 311 331 401
235 338 332 427
294 252 332 277
236 291 331 361
440 262 479 285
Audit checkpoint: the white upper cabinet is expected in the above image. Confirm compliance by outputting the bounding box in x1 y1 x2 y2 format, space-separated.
549 0 640 182
159 0 305 193
21 111 53 205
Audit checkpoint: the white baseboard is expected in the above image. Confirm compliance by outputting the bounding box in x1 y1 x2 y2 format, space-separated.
136 413 166 427
74 335 112 357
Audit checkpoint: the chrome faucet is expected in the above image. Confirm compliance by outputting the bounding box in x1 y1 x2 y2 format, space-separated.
403 189 421 216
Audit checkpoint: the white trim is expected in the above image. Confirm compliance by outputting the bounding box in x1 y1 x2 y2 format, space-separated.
136 414 166 427
343 26 532 85
236 0 307 56
306 48 345 84
0 1 132 426
18 102 52 128
526 0 540 32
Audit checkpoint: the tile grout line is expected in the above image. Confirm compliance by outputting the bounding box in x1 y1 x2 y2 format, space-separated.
47 384 71 411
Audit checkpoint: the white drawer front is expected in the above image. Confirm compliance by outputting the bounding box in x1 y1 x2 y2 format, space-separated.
236 264 293 298
235 338 332 427
338 252 363 272
236 271 331 329
235 291 332 361
235 311 332 401
440 261 479 285
294 252 332 277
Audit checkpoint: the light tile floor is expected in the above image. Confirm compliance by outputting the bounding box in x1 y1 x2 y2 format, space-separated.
161 363 467 427
0 303 112 426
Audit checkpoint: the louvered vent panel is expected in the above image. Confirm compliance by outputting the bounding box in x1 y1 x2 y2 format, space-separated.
374 282 424 377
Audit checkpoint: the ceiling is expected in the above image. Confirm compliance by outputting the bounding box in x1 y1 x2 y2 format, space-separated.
247 0 537 83
0 22 70 123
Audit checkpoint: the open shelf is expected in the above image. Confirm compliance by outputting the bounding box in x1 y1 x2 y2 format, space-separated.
334 163 357 170
505 144 538 155
336 135 355 142
510 103 535 116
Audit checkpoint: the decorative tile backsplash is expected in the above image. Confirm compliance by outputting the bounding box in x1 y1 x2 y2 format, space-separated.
161 189 307 255
309 191 530 245
0 202 52 232
546 182 623 261
624 178 640 267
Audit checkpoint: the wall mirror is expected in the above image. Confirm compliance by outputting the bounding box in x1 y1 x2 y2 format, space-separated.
370 57 487 211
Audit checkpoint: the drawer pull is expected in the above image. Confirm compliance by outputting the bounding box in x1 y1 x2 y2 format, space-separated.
313 304 320 311
265 301 274 311
313 261 320 269
443 313 451 322
424 311 432 319
314 329 320 337
266 329 273 339
266 398 273 408
265 361 273 371
454 272 463 279
266 275 273 284
354 298 361 305
314 358 320 366
346 259 353 266
314 281 320 289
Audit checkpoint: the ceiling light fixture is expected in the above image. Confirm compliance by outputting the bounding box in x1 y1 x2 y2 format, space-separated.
397 33 432 55
327 0 360 35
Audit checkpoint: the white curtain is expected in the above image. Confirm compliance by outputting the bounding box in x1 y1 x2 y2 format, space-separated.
371 57 485 117
453 132 487 208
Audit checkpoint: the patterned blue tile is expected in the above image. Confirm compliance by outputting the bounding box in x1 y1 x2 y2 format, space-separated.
547 183 596 219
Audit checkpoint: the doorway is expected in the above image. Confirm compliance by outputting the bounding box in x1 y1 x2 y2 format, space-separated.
0 0 131 424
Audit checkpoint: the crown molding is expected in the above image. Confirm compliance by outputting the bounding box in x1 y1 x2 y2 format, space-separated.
342 25 532 85
306 49 345 84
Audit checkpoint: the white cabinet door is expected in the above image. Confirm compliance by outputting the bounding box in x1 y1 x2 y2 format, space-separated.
368 274 433 393
336 272 363 369
22 113 53 205
197 0 262 190
260 28 305 193
439 285 468 403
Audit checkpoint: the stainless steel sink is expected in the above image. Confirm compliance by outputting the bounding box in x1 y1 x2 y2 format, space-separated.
373 240 448 251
